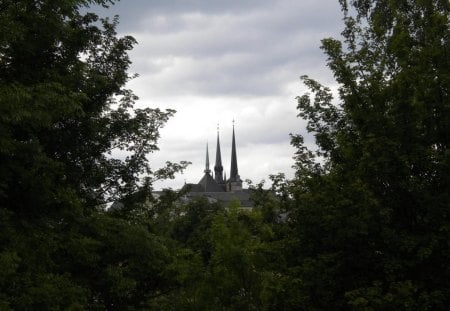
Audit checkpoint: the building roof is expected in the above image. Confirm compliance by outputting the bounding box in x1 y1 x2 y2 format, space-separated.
182 188 252 208
197 173 226 192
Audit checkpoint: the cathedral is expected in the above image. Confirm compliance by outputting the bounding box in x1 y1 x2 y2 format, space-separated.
182 123 252 208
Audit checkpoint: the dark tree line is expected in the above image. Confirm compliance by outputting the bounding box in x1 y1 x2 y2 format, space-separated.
0 0 449 310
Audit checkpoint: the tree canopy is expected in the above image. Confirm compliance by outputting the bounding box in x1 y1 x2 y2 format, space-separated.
0 0 449 309
289 0 450 309
0 1 187 309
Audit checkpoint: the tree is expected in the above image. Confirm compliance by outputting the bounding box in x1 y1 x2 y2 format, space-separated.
0 1 187 308
0 0 189 213
170 204 278 310
289 0 450 309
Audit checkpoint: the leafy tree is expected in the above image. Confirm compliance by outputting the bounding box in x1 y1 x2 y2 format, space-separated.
0 0 187 213
289 0 450 309
170 206 268 310
0 0 187 309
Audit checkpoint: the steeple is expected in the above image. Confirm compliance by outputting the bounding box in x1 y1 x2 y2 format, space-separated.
228 120 242 191
229 120 239 181
197 141 226 192
214 124 224 183
204 142 211 174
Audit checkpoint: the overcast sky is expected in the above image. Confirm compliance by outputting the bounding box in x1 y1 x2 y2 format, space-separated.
95 0 344 189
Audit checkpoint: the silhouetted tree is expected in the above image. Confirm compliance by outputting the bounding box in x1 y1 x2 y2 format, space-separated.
289 0 450 309
0 1 187 308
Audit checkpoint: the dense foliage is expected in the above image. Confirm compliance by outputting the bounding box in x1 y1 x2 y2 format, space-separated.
0 0 448 310
289 0 450 309
0 0 187 309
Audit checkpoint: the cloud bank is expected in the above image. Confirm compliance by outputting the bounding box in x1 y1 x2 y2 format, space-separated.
94 0 344 189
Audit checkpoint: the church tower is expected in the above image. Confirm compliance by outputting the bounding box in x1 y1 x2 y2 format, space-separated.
227 121 243 192
191 122 244 193
197 142 225 192
214 126 225 185
204 142 211 174
183 122 252 207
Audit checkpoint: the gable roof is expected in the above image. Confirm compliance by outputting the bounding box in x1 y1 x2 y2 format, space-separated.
197 173 226 192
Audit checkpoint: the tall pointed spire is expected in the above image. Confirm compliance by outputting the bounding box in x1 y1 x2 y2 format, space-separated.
229 120 239 181
204 142 211 174
228 120 242 192
214 124 224 183
198 140 225 192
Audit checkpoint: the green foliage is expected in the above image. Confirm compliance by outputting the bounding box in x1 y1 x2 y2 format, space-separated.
289 0 450 309
145 194 290 311
0 0 187 212
2 0 447 309
0 0 188 309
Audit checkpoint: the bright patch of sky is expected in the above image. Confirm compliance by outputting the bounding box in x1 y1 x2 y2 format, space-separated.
93 0 343 189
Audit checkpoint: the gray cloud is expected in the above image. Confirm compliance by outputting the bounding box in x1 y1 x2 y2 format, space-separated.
120 0 341 97
98 0 342 32
92 0 344 189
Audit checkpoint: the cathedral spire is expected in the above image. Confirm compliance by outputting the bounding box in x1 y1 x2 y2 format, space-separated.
228 120 242 192
214 124 224 183
229 120 239 181
204 142 211 174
